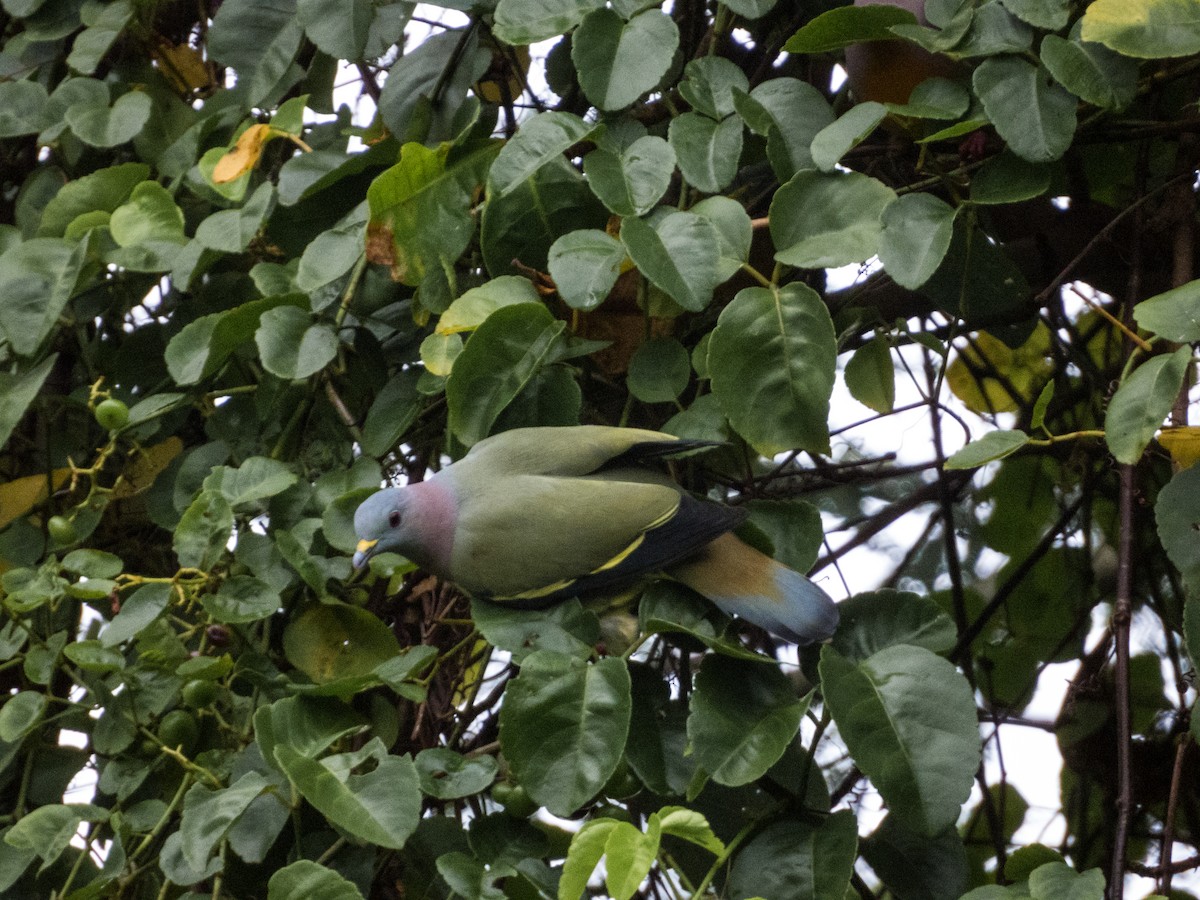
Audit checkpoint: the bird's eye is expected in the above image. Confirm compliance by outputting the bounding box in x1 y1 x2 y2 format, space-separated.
388 510 402 528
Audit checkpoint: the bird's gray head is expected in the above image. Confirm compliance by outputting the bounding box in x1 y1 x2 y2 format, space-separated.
352 488 411 569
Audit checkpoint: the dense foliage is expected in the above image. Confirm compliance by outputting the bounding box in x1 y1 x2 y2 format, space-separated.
1 0 1200 897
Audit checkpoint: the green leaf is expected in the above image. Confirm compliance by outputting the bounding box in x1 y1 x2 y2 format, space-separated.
296 223 363 292
0 356 57 452
367 143 474 288
204 457 299 507
771 170 897 269
572 8 678 111
487 112 598 198
377 29 490 143
282 604 402 685
438 276 542 334
547 229 626 310
638 581 767 661
1080 0 1200 58
268 859 365 900
296 0 372 59
472 596 599 662
733 78 834 180
969 151 1052 205
0 238 84 356
179 772 270 872
361 370 423 458
65 89 151 147
101 582 172 647
0 691 46 742
39 161 149 237
820 644 981 836
745 499 824 574
208 0 304 105
1028 862 1105 900
174 490 234 570
885 78 971 120
708 284 837 456
1105 347 1192 464
481 154 608 279
415 748 499 800
0 81 51 137
498 651 631 817
956 1 1034 57
421 333 462 377
196 182 277 252
4 804 107 869
811 102 887 171
862 814 969 900
583 136 675 216
722 0 776 17
687 654 808 786
627 338 690 403
668 113 742 194
878 193 956 291
1133 279 1200 341
785 3 918 52
255 696 367 768
274 738 421 849
620 211 722 311
830 589 957 662
446 303 568 446
727 811 859 900
68 0 133 74
678 57 749 119
109 181 187 246
972 57 1077 163
201 575 281 624
945 430 1030 469
1156 466 1200 599
1040 34 1138 111
691 195 752 281
166 294 306 385
999 0 1069 30
493 0 605 45
255 306 338 380
845 337 896 414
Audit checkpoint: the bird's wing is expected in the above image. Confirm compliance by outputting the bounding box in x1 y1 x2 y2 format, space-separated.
460 426 716 479
448 474 744 601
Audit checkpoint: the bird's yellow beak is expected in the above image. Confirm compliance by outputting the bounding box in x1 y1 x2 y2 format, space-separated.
352 538 378 569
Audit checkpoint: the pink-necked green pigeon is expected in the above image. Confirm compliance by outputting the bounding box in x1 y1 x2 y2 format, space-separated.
353 426 838 644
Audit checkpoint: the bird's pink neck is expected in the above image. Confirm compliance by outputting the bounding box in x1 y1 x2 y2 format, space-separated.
407 478 456 577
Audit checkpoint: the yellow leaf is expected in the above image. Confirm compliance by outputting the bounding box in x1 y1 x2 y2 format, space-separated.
212 124 277 184
947 325 1054 415
0 469 71 530
112 437 184 499
1159 427 1200 469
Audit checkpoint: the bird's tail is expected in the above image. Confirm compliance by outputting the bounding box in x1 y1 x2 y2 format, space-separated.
670 533 839 645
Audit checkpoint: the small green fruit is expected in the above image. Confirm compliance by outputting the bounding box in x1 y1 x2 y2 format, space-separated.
47 515 77 545
157 709 200 754
181 679 219 708
94 398 130 431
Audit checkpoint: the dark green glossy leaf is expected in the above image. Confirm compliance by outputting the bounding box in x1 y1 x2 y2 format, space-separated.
627 337 690 403
821 644 980 835
267 859 365 900
1157 465 1200 599
255 306 338 380
678 56 748 119
583 135 675 216
472 596 599 663
487 111 597 198
446 303 568 446
0 356 57 451
668 113 742 194
493 0 605 45
174 490 234 570
830 589 957 662
572 8 678 111
1040 34 1138 110
0 238 85 355
785 3 917 52
547 229 625 310
771 170 897 269
415 748 499 800
498 651 631 817
708 284 837 456
878 193 955 289
727 811 858 900
687 654 807 786
811 101 886 171
275 738 420 848
970 152 1052 205
972 57 1077 163
1105 346 1192 464
620 212 722 311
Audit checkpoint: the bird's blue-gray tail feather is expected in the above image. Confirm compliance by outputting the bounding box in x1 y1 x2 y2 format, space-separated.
670 533 839 644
